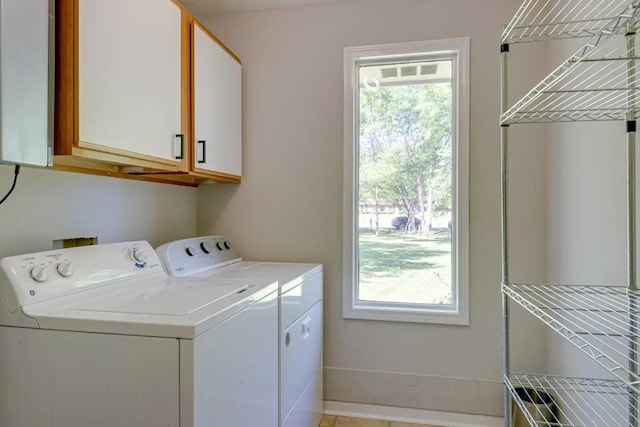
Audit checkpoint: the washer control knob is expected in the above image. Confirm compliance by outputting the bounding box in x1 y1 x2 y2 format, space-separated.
56 262 73 278
30 266 48 283
132 250 149 263
185 247 196 257
200 242 212 254
216 242 224 251
223 241 231 250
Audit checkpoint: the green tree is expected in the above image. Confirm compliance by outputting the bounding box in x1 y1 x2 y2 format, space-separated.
359 81 452 234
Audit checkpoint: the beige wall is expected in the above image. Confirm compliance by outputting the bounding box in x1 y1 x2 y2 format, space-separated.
197 0 550 415
0 165 197 257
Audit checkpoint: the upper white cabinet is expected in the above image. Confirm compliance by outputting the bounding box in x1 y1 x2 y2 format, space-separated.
78 0 183 164
192 22 242 179
54 0 242 185
0 0 53 167
55 0 189 177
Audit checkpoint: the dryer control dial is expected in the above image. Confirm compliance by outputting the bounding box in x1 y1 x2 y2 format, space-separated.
56 262 73 278
200 241 212 254
185 247 196 257
30 265 48 283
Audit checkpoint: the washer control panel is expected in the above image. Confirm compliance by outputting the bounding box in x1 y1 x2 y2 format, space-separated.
0 241 164 312
156 236 241 277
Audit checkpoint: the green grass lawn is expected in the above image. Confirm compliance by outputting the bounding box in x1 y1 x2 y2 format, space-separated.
358 229 452 305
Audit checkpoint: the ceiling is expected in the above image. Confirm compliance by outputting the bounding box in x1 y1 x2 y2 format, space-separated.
180 0 343 15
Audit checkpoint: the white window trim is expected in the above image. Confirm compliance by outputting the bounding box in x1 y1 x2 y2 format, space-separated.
342 38 470 326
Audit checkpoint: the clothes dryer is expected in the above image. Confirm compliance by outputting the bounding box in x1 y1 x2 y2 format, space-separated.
156 236 323 427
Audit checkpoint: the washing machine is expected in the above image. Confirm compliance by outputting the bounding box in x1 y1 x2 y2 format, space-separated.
0 241 279 427
156 236 323 427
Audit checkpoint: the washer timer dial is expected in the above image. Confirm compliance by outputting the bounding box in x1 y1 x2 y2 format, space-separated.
132 250 149 263
127 247 150 269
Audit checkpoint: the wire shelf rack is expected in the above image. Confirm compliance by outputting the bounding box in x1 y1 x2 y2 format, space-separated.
501 31 640 124
502 1 640 426
505 373 633 427
501 0 638 43
502 283 640 392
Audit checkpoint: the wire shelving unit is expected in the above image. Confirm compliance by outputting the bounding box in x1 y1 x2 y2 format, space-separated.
501 0 636 43
504 284 640 389
501 1 640 426
505 374 632 427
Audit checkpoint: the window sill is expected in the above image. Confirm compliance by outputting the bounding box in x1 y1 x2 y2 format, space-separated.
343 305 469 326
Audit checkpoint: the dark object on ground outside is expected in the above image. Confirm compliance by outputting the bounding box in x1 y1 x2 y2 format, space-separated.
391 216 421 230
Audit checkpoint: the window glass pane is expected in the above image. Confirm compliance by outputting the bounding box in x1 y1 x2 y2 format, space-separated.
357 58 454 306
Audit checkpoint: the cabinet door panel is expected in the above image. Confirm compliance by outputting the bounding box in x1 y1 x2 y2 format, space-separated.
79 0 182 162
193 24 242 177
0 0 53 167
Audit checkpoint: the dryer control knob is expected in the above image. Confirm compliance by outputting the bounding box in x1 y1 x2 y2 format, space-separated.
185 247 196 257
30 265 48 283
200 242 212 254
223 241 231 250
133 249 149 263
216 242 224 251
56 262 73 278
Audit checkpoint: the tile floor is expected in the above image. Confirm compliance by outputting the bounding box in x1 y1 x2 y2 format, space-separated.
320 415 440 427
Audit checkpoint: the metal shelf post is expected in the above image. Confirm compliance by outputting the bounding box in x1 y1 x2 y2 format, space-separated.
627 16 639 427
500 41 511 427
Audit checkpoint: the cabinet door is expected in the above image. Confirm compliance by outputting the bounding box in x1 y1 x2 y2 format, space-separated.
78 0 183 164
193 23 242 178
0 0 53 167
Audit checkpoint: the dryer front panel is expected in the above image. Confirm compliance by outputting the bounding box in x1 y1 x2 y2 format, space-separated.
282 300 323 421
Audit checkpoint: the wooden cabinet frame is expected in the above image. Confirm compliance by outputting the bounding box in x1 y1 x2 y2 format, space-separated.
53 0 241 186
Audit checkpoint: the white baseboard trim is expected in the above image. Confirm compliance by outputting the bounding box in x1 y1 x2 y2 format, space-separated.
324 367 503 417
324 401 504 427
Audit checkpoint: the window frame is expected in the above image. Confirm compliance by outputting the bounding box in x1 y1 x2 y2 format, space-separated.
342 38 470 325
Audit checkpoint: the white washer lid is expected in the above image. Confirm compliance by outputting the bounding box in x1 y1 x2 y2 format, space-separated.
71 276 250 316
23 275 278 339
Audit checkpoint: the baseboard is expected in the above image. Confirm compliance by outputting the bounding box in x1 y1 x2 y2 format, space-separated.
324 401 504 427
324 367 503 417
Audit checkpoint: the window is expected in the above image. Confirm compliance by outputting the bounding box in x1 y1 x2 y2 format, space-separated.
343 39 469 325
